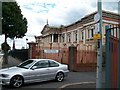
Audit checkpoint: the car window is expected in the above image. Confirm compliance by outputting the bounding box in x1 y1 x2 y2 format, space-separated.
49 60 59 67
17 60 35 69
33 60 49 69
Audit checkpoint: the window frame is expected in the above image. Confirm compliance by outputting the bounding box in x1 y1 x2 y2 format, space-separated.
48 60 59 67
31 60 49 69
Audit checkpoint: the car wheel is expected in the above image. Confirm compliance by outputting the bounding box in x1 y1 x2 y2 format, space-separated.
56 72 64 82
10 75 23 88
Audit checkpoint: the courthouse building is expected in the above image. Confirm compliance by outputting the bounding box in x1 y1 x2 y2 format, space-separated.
28 10 119 71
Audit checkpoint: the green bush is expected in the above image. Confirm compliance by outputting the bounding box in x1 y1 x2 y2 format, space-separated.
1 42 10 51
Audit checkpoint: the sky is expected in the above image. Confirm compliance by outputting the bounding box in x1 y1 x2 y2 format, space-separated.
0 0 119 49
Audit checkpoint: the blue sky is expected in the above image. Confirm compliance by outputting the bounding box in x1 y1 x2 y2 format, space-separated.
0 0 119 49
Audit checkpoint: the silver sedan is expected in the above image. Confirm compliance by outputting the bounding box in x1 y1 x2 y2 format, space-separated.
0 59 69 88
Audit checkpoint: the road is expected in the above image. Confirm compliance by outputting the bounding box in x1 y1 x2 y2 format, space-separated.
2 71 105 90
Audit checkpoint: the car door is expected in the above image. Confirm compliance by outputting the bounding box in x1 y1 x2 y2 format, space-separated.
29 60 50 82
48 60 60 79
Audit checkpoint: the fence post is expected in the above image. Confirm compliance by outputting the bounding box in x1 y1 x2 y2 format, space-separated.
68 44 77 71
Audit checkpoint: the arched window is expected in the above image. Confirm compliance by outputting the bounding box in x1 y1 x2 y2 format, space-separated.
67 33 71 43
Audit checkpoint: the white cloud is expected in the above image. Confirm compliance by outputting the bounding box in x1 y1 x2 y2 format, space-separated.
0 0 119 49
17 0 98 35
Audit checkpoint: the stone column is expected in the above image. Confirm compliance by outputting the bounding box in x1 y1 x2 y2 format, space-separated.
51 34 54 43
83 29 86 44
64 33 67 43
71 31 74 44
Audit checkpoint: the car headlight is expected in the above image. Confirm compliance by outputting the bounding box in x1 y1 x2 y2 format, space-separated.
1 74 9 77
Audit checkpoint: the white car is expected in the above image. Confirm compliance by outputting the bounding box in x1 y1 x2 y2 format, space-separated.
0 59 69 88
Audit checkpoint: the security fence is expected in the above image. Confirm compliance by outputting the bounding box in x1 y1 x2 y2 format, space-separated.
106 26 120 88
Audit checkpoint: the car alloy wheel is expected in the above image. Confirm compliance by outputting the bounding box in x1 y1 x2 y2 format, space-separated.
56 72 64 82
10 76 23 88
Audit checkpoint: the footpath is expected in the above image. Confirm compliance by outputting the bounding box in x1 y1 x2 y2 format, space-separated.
0 55 22 68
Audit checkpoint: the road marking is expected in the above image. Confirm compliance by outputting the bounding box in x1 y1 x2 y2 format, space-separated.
57 82 95 90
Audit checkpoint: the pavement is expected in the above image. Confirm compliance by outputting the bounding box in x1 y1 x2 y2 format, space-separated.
0 55 105 89
57 82 105 89
0 55 22 68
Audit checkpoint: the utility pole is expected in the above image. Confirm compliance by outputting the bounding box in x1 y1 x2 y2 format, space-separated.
96 0 103 88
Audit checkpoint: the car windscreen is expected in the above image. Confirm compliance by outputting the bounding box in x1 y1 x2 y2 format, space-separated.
17 60 35 69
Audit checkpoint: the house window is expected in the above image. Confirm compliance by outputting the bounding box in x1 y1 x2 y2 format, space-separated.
91 29 94 37
53 34 58 42
67 33 71 43
88 30 90 39
75 31 77 42
82 31 84 40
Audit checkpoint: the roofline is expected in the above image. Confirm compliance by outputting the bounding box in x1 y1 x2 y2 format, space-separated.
64 10 119 28
40 10 119 35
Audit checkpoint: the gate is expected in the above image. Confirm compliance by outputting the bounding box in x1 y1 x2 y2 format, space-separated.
106 26 120 88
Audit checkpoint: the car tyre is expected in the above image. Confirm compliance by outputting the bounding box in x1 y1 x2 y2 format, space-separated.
55 72 64 82
10 75 23 88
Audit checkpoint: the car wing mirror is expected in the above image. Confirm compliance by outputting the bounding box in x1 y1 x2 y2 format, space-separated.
32 66 37 70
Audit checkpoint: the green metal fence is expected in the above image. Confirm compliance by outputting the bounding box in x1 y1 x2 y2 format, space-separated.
106 26 120 88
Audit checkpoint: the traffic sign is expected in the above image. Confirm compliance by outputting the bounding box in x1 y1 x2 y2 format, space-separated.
95 23 100 34
93 34 101 40
94 13 100 23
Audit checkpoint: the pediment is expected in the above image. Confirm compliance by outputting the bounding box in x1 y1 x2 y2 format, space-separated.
41 25 49 34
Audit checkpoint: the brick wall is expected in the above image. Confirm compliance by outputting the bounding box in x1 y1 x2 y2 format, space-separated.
36 43 97 71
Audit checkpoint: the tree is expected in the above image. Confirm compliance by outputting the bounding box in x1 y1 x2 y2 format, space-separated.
2 2 28 64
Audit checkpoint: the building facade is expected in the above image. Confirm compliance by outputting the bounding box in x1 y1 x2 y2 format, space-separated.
28 10 119 71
